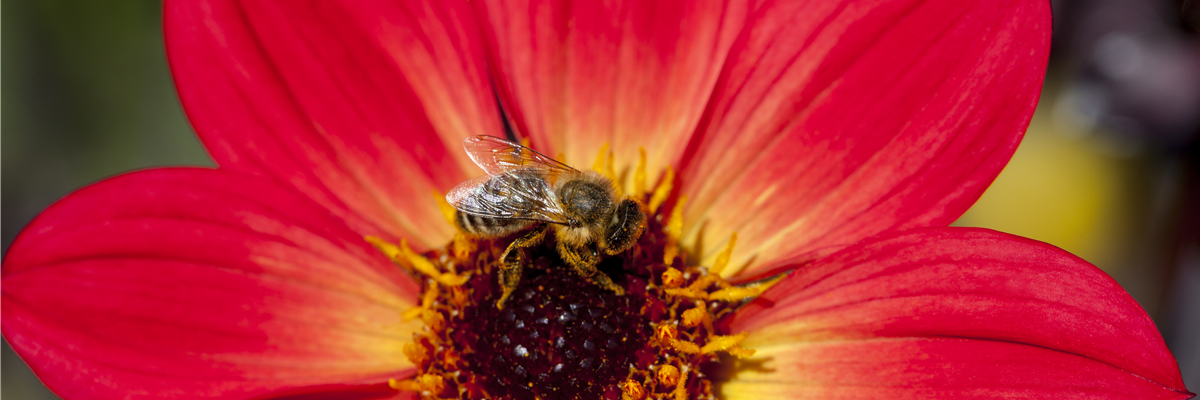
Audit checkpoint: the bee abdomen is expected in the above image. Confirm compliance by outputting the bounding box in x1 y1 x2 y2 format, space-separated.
456 211 532 237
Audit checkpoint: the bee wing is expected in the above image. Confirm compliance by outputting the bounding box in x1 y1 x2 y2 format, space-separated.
463 135 578 178
445 170 572 224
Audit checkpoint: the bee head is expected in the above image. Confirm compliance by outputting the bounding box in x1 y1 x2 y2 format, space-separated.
602 198 646 254
558 179 613 225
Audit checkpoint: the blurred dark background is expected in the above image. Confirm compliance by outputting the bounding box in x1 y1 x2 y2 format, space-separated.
2 0 1198 398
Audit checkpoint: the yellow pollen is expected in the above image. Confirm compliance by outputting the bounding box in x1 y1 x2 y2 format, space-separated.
648 167 675 214
663 196 686 266
710 232 738 276
655 323 680 343
390 374 446 397
520 137 531 148
664 272 729 300
402 280 440 322
672 366 690 400
366 236 470 287
451 233 475 261
681 301 714 334
634 147 648 198
700 332 750 354
594 143 620 183
661 268 684 289
402 340 429 367
708 275 785 302
622 379 647 400
656 364 680 387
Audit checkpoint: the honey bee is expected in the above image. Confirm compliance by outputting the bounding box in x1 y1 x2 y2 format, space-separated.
446 136 647 308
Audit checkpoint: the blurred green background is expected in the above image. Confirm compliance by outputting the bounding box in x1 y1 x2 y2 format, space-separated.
3 0 1198 398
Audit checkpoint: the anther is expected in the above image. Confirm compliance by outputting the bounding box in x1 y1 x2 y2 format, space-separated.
661 268 685 289
655 324 679 344
366 237 470 287
622 379 647 400
402 341 430 367
680 301 713 334
449 285 470 308
421 308 445 332
389 373 446 397
656 364 681 387
656 324 701 354
451 233 475 260
403 280 440 322
700 332 751 355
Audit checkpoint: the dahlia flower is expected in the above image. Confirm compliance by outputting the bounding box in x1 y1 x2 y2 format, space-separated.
3 0 1192 399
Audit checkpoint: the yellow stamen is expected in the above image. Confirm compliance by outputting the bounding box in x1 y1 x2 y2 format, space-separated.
710 232 738 276
655 323 679 343
452 233 475 260
707 275 784 302
593 143 620 193
593 143 611 174
433 190 457 228
622 379 647 400
648 167 675 214
686 274 721 292
402 280 440 321
663 196 686 265
655 323 708 354
661 268 685 289
401 306 425 322
700 332 750 354
727 345 757 359
634 147 647 198
389 378 420 391
664 287 708 299
673 366 690 400
520 137 532 148
656 364 680 387
402 341 429 366
389 374 446 396
366 236 470 287
680 301 714 334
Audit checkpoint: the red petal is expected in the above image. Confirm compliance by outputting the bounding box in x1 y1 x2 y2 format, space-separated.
166 0 502 249
479 0 748 187
725 228 1192 399
678 0 1050 278
3 169 420 399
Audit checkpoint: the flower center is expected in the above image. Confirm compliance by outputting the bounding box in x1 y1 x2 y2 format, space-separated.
467 268 650 398
368 153 777 400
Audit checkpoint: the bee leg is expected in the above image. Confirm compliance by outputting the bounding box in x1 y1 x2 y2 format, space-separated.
557 241 626 296
496 226 547 309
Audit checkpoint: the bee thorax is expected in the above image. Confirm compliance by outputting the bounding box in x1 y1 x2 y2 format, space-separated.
557 178 615 226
